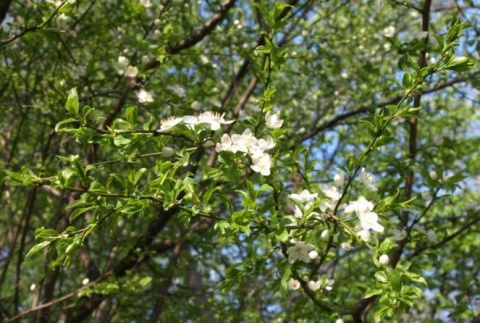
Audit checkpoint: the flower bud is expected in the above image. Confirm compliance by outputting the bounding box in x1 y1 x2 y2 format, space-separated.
308 250 319 260
82 278 90 285
30 284 36 292
429 170 438 180
320 230 329 240
161 146 174 158
340 242 351 251
334 172 345 187
379 254 389 266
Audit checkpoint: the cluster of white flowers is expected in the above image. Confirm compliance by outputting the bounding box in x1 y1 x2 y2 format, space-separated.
215 111 283 176
288 276 334 292
215 129 276 176
117 56 138 78
156 110 282 177
345 196 384 238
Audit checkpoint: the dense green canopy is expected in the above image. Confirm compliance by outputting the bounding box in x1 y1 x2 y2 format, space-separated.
0 0 479 322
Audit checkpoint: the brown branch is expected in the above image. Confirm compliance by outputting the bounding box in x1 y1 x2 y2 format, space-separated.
149 242 184 322
408 214 480 260
0 0 13 24
388 0 422 12
167 0 236 54
143 0 237 73
7 284 85 322
0 1 68 47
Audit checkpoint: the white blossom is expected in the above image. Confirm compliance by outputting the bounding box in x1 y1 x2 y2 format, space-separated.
253 136 275 156
82 278 90 285
345 196 374 215
322 186 341 201
30 284 36 292
288 278 301 290
197 111 234 131
117 56 129 74
125 65 138 78
308 280 322 292
357 229 371 242
250 153 272 176
345 197 383 232
358 211 384 233
191 101 201 110
287 241 315 264
360 168 378 191
265 111 283 129
184 111 234 131
159 116 183 132
230 129 255 153
383 26 396 37
325 278 335 291
140 0 152 8
137 89 154 103
289 190 318 204
215 134 233 152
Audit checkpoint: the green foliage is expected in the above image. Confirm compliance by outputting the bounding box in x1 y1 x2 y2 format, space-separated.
0 1 479 322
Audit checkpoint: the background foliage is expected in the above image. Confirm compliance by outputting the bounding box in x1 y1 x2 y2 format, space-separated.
0 0 479 322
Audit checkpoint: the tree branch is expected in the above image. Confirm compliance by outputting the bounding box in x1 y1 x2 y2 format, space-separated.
0 0 13 24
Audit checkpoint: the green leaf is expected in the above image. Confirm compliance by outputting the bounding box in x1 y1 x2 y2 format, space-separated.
274 227 288 242
125 106 138 125
378 238 398 254
26 241 53 258
113 134 133 146
66 88 79 116
36 229 60 238
364 287 383 298
374 305 391 323
374 270 388 284
203 186 219 205
55 118 79 132
139 276 152 286
385 266 402 292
